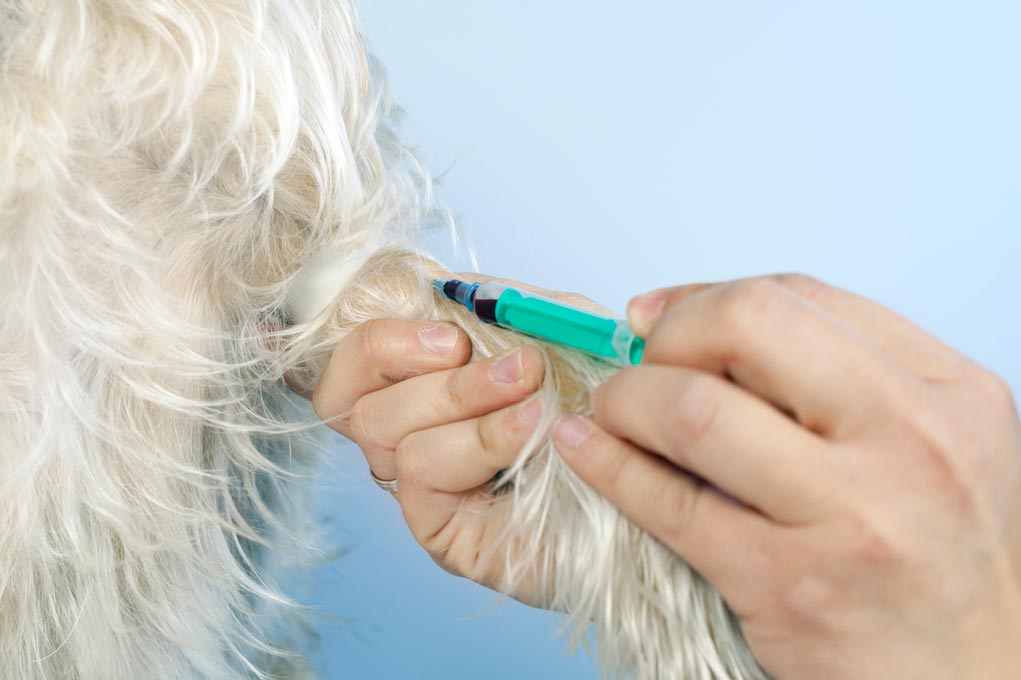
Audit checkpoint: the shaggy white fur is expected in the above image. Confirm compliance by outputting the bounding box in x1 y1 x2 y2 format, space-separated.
0 1 765 678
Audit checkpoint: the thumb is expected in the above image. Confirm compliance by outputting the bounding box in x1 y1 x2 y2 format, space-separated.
626 283 713 336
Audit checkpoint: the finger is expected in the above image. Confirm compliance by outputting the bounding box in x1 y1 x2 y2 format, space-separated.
354 346 544 452
640 278 924 436
393 394 544 544
593 364 831 523
311 319 471 432
629 276 966 381
626 283 712 336
396 492 532 606
554 414 771 610
350 346 544 480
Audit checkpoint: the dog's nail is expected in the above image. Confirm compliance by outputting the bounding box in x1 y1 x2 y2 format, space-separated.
555 415 591 448
490 349 523 383
419 324 458 355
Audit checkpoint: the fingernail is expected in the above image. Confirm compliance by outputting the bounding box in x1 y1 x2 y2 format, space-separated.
627 291 667 333
419 324 458 355
490 349 523 383
554 414 591 448
517 395 543 425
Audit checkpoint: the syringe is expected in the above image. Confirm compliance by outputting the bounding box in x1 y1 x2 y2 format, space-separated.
433 279 644 366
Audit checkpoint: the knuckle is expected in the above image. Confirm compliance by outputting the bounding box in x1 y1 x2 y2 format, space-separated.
345 401 372 444
358 318 419 369
662 284 708 310
843 511 907 570
519 345 547 386
476 411 503 455
357 319 389 359
971 368 1016 413
655 479 703 546
394 434 424 480
444 367 470 411
935 350 977 383
716 278 786 330
908 429 979 514
666 375 722 455
778 575 839 629
775 514 912 626
599 440 632 493
775 273 828 305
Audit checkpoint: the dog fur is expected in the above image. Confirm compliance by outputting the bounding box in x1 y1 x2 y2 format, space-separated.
0 1 765 677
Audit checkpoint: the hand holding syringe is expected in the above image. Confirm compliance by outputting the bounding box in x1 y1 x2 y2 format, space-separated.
299 271 1021 680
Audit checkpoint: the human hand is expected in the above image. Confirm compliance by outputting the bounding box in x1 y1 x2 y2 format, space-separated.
303 315 550 603
298 275 610 607
553 275 1021 679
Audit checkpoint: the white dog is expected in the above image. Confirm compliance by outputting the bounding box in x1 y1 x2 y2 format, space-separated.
0 2 765 678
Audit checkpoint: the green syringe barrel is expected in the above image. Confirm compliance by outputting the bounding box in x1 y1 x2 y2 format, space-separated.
473 282 644 366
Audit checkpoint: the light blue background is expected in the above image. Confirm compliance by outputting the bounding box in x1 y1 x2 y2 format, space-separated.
305 2 1020 677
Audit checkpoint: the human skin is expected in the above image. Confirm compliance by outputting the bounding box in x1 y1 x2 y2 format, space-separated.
303 274 1021 679
298 277 602 606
